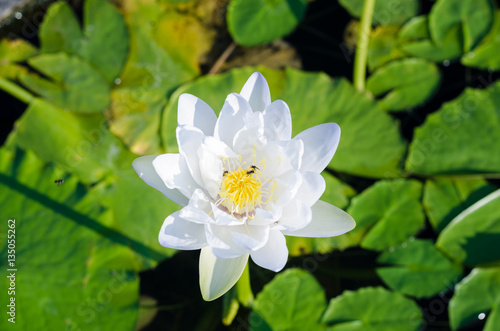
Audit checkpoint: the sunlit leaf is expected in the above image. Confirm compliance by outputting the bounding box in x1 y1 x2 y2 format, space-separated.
227 0 308 46
367 58 440 111
0 148 139 330
0 39 37 79
39 1 82 54
406 82 500 175
322 286 422 330
252 269 327 331
376 239 462 298
10 98 134 183
338 0 420 26
423 178 496 232
19 53 110 113
429 0 494 52
449 268 500 331
436 189 500 266
462 11 500 71
342 179 425 251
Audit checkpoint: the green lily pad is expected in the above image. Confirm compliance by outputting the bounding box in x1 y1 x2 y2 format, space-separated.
367 58 440 111
227 0 308 46
429 0 494 53
322 286 422 330
0 39 38 79
0 147 139 330
462 11 500 71
10 98 135 183
342 179 425 251
423 178 497 232
406 81 500 175
436 189 500 266
19 53 110 113
449 268 500 331
376 239 462 298
367 25 407 72
162 67 406 178
252 269 327 331
399 15 463 62
39 0 129 83
338 0 420 26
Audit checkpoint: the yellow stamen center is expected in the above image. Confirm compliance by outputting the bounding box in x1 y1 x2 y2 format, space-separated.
219 167 262 216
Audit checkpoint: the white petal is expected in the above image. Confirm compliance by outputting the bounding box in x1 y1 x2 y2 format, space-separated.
279 199 312 231
262 100 292 140
231 224 270 251
232 112 265 154
261 139 304 179
250 229 288 272
282 200 355 237
132 155 189 206
158 210 207 249
273 170 303 207
211 204 243 226
205 223 247 258
179 189 213 224
197 144 223 200
177 125 205 187
214 93 253 148
152 153 198 200
199 247 249 301
178 93 217 136
240 72 271 112
294 123 341 173
294 171 326 207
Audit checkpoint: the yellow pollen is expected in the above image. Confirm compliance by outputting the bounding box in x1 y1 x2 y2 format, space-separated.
219 167 262 216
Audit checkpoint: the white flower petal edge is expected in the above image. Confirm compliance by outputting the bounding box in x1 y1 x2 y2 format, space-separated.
250 229 288 272
294 123 341 173
132 155 189 206
282 200 355 237
199 246 249 301
240 72 271 112
178 93 217 136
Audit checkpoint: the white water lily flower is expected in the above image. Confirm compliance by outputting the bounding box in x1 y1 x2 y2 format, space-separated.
133 72 355 301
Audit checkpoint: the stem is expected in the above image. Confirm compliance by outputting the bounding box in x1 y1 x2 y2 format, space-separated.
235 263 253 307
353 0 375 91
208 42 237 75
0 77 33 104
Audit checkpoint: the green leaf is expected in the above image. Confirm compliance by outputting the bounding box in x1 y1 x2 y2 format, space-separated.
429 0 494 52
338 0 420 26
449 268 500 331
423 178 497 232
399 15 462 62
227 0 308 46
10 98 135 184
376 239 462 298
367 58 440 111
406 81 500 175
343 179 425 251
0 39 38 79
39 1 82 54
79 0 129 83
436 189 500 266
19 53 110 113
252 269 327 331
322 286 422 330
0 147 139 330
367 25 407 72
39 0 129 83
462 11 500 71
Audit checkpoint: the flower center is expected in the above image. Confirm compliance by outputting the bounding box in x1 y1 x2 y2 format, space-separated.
218 166 262 216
